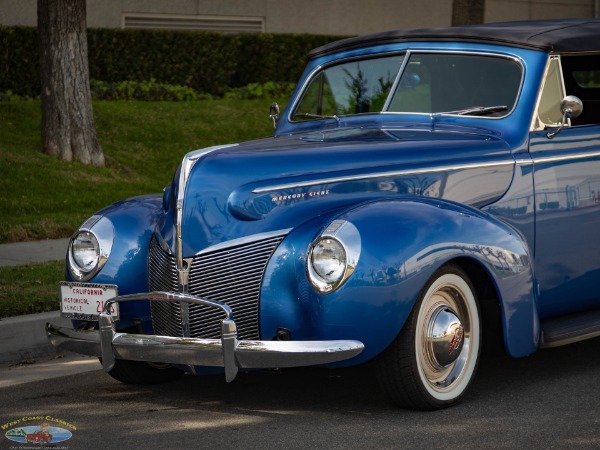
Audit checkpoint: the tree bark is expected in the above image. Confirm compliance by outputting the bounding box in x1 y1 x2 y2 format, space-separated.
452 0 485 26
38 0 104 167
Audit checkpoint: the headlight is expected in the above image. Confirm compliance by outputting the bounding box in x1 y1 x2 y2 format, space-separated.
68 215 114 281
310 238 346 284
72 231 100 272
308 220 361 294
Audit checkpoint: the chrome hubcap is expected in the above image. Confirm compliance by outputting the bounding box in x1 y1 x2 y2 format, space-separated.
417 281 474 393
425 306 464 369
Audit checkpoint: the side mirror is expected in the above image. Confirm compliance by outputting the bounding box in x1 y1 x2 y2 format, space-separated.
547 95 583 139
269 102 280 129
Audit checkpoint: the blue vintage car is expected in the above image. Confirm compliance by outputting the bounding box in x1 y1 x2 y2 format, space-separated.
48 19 600 410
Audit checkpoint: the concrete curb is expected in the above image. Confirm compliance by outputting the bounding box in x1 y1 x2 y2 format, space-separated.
0 311 72 363
0 238 72 363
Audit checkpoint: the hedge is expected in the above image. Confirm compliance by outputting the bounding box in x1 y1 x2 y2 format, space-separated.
0 26 346 98
0 27 40 97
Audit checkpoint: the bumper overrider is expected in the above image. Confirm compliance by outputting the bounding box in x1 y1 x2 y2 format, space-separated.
46 291 365 382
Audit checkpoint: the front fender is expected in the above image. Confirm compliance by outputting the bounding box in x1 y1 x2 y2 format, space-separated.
67 194 164 329
261 198 537 365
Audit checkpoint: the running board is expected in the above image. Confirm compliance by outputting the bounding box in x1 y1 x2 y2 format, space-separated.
540 309 600 348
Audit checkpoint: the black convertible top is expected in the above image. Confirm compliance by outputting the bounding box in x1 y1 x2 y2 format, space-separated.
309 19 600 58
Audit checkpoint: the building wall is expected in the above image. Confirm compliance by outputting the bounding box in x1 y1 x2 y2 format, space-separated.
0 0 596 34
486 0 595 22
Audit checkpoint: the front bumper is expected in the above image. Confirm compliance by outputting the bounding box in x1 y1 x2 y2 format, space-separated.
46 291 364 382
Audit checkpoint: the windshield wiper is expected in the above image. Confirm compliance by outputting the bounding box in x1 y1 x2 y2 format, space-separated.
295 112 340 121
443 105 509 116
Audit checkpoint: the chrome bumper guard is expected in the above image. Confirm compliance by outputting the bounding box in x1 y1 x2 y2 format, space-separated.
46 291 364 382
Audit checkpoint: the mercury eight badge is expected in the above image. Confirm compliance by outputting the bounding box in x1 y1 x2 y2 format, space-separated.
48 19 600 410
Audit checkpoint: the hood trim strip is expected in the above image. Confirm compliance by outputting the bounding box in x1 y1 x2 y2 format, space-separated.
194 228 293 256
252 159 515 194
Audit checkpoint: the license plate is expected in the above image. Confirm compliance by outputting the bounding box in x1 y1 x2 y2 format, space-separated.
59 281 119 320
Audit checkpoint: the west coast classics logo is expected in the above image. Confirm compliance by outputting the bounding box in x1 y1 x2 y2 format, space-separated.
3 415 76 446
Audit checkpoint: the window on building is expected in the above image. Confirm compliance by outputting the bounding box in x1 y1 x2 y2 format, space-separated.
123 14 265 33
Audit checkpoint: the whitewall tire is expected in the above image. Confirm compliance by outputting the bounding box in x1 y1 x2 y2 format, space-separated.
377 264 481 410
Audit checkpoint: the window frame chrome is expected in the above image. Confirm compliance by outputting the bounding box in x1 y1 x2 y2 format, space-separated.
530 54 569 132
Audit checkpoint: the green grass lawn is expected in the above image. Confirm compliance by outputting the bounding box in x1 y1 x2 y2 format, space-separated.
0 98 281 317
0 99 278 243
0 261 64 318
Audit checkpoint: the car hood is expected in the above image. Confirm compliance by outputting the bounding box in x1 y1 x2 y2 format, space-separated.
159 125 515 256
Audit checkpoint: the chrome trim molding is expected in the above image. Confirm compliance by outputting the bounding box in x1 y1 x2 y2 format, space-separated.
194 228 293 256
253 160 515 194
515 158 534 166
79 215 102 230
307 220 361 294
533 151 600 164
175 144 238 291
382 51 411 112
155 231 171 255
517 151 600 166
530 54 554 132
46 291 364 383
381 50 411 112
530 55 570 132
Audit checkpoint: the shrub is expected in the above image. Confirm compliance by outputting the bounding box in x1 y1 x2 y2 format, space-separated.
87 29 239 96
223 81 296 100
231 33 346 87
0 90 35 102
0 27 40 97
90 79 201 101
0 26 346 98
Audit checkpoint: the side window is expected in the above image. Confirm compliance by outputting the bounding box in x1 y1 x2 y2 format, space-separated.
561 55 600 126
573 70 600 88
536 57 565 128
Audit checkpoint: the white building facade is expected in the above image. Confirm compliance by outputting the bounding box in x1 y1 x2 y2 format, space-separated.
0 0 597 35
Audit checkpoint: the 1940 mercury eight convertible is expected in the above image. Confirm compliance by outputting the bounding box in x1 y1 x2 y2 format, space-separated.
47 19 600 410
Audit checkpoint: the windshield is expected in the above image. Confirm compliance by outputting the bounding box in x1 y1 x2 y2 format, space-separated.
292 55 405 120
291 52 522 121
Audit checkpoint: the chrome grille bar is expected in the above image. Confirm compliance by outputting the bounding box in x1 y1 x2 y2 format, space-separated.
148 236 182 337
148 231 287 341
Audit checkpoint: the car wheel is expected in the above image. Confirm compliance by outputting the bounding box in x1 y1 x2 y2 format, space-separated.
106 360 185 385
377 264 481 410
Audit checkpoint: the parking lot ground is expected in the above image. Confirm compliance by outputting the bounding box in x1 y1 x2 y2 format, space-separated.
0 352 100 388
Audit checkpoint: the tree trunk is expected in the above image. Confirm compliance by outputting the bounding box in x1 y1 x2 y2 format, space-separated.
452 0 485 26
38 0 104 167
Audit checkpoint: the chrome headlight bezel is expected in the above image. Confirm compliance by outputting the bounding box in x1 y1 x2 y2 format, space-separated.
68 215 114 281
307 220 361 294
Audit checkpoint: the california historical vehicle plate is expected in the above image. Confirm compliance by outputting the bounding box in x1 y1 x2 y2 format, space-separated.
59 281 119 320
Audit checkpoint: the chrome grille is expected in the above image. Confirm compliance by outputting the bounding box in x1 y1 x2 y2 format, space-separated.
148 236 182 337
148 232 286 340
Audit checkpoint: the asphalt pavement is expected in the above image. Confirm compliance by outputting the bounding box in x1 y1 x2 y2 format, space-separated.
0 238 71 364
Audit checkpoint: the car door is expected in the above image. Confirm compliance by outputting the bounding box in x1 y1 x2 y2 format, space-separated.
529 55 600 319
